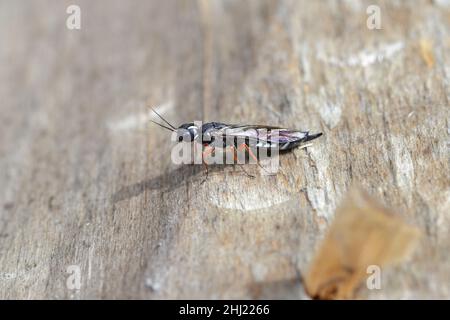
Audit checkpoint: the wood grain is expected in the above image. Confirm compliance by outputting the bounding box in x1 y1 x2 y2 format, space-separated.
0 0 448 299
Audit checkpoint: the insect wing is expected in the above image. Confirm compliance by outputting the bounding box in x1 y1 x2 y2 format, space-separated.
212 124 310 149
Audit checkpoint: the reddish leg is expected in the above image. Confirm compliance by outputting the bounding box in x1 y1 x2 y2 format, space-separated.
229 145 255 178
228 146 238 162
237 143 258 162
238 143 271 175
201 144 215 184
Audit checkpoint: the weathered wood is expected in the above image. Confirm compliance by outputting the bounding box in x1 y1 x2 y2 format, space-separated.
0 0 448 299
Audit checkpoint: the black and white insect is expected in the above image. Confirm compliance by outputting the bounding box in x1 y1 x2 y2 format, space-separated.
150 108 322 179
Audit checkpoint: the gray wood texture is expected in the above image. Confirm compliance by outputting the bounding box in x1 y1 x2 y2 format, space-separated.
0 0 448 299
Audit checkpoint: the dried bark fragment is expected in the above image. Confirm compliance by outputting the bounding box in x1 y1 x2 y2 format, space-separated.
305 188 421 300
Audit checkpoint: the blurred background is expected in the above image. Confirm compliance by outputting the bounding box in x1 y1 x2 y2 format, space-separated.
0 0 448 299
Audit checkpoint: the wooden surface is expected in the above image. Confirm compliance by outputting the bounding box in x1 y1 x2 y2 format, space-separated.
0 0 449 299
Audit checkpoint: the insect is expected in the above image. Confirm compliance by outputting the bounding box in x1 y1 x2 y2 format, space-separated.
150 108 322 181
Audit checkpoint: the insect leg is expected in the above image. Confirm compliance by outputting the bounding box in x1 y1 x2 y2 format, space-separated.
237 143 257 162
228 145 238 162
200 144 215 184
202 144 215 161
229 145 254 178
238 143 272 175
238 164 255 178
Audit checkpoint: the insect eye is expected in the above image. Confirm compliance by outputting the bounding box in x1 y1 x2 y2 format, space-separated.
177 131 192 142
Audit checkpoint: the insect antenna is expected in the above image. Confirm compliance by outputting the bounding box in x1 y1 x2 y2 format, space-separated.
149 107 176 130
149 120 175 132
